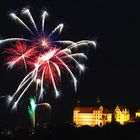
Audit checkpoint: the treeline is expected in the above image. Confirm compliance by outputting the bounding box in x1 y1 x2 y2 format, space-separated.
1 120 140 139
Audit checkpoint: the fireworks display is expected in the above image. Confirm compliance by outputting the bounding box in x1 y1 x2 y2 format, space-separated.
0 8 96 110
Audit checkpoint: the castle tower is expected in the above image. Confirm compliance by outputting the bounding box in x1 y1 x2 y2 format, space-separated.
95 96 101 107
76 99 80 107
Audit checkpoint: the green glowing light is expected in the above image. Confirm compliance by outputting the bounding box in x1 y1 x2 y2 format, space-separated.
28 97 36 127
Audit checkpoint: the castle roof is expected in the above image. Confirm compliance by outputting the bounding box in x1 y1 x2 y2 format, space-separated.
74 106 113 114
75 107 100 113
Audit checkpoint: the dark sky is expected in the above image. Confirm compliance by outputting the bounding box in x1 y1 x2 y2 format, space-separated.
0 0 140 126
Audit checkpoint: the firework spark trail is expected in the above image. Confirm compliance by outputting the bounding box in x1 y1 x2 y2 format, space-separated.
56 50 87 74
68 42 91 50
47 61 60 98
10 68 37 103
49 23 64 37
21 8 39 35
60 53 88 67
68 40 96 50
18 63 40 89
51 62 61 78
16 72 33 92
57 48 72 56
0 8 96 109
9 13 34 35
0 38 32 45
13 76 35 109
69 53 87 59
61 52 86 74
37 102 51 111
23 56 28 71
53 40 75 46
39 66 46 101
10 73 33 104
41 11 48 33
36 79 41 91
57 57 77 92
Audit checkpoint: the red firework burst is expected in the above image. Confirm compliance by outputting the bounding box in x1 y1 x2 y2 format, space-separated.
36 47 70 86
4 41 38 69
0 8 96 108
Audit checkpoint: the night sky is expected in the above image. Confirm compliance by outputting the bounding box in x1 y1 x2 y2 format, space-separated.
0 0 140 126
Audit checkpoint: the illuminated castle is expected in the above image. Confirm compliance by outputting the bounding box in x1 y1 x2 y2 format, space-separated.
73 98 130 127
73 98 112 127
135 109 140 118
114 106 130 125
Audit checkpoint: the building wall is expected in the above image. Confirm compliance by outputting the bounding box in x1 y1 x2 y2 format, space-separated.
73 106 112 127
105 113 112 123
